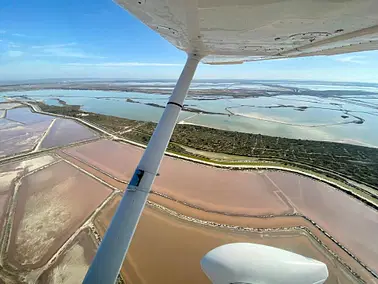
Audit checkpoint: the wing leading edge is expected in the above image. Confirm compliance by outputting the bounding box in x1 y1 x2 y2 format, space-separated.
115 0 378 64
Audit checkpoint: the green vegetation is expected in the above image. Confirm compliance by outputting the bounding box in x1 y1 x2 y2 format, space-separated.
36 102 378 191
36 102 140 131
36 103 81 116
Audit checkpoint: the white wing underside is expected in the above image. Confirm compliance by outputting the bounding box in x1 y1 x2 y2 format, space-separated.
115 0 378 64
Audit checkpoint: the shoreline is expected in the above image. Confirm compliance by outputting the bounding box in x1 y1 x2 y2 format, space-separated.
21 101 378 208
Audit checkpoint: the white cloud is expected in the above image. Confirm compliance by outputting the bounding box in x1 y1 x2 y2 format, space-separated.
31 43 77 49
2 58 378 82
38 49 104 59
333 55 367 64
31 42 105 59
66 62 181 67
6 50 24 57
8 42 20 48
12 33 28 37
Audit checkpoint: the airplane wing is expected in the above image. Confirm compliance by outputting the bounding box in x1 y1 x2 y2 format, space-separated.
115 0 378 64
84 1 378 283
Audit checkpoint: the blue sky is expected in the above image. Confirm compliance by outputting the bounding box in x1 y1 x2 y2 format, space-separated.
1 0 378 82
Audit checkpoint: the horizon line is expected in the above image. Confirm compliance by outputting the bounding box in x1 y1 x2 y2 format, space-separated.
1 78 378 85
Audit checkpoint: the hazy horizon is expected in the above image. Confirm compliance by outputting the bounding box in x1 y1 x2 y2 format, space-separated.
2 78 378 86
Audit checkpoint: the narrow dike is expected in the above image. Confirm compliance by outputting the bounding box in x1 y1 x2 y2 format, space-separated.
145 200 367 282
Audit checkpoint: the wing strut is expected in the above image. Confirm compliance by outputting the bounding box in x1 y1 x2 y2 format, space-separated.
83 53 201 284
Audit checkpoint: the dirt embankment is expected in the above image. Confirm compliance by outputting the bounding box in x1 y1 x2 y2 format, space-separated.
95 194 369 284
37 228 97 284
7 161 112 269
